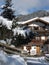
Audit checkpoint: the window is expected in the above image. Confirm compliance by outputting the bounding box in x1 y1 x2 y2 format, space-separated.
41 36 45 40
34 27 39 30
36 37 40 40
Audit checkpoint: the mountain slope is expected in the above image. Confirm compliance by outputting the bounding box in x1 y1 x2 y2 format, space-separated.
17 10 49 21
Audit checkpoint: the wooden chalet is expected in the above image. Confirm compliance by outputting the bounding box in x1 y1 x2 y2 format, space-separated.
17 17 49 55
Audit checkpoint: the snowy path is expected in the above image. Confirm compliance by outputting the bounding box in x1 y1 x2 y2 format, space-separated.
27 62 49 65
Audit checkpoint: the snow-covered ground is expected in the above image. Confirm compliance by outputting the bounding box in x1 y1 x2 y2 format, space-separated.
0 50 27 65
0 50 49 65
0 39 12 44
0 40 6 44
24 57 49 65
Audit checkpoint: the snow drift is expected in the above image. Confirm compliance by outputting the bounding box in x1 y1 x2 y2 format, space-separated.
0 50 27 65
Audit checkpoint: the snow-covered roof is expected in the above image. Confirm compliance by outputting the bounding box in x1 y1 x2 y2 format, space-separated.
17 17 49 25
40 17 49 23
29 24 39 27
16 22 24 25
0 16 13 29
16 17 39 25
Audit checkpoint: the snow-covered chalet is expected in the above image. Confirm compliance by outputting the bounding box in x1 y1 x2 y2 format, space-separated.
17 16 49 55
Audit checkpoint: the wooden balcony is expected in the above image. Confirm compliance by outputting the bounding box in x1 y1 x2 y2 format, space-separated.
32 30 49 36
33 30 49 33
27 39 45 46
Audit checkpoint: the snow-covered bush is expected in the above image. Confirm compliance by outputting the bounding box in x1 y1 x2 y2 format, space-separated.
0 16 34 46
0 40 6 44
13 27 31 37
11 27 34 46
0 16 12 29
0 16 13 44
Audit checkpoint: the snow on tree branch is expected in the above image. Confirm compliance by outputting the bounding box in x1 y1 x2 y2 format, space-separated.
0 16 13 29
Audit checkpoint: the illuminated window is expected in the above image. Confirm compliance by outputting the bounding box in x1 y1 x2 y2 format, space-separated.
41 36 45 40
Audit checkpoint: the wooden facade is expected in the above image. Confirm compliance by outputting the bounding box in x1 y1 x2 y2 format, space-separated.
36 46 41 55
20 17 49 55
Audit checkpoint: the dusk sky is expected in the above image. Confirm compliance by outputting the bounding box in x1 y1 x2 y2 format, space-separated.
0 0 49 15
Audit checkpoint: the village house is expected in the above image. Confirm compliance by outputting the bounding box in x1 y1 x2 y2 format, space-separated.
17 17 49 55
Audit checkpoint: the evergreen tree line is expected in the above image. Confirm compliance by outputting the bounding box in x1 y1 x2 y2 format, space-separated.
1 0 15 20
0 22 34 46
0 0 34 46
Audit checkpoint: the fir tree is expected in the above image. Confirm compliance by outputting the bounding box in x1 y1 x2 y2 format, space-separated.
1 0 15 20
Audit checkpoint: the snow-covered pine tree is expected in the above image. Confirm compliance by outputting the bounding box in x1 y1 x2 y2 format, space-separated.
1 0 15 20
